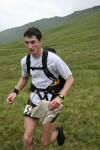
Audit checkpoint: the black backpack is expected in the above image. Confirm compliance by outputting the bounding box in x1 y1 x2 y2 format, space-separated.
26 48 66 92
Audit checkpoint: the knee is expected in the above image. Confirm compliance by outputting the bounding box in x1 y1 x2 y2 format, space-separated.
23 133 33 145
41 138 50 147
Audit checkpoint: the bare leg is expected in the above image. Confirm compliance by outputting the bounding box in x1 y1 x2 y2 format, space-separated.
23 117 39 150
40 122 58 148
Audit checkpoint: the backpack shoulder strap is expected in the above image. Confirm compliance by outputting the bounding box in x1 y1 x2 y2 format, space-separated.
26 50 57 80
44 47 56 54
42 50 48 68
26 53 30 75
42 50 56 81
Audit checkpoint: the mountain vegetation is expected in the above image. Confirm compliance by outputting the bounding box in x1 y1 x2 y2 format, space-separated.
0 6 100 150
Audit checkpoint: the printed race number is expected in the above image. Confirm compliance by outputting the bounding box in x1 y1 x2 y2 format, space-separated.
24 105 32 115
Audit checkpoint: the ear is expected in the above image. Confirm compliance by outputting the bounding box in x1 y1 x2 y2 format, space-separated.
39 38 42 42
39 39 43 45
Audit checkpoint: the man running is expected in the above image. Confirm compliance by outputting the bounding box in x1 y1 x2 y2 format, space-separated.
7 27 74 150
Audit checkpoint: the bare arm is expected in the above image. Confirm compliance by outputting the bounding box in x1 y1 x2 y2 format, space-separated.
60 75 74 96
15 76 29 92
7 76 29 103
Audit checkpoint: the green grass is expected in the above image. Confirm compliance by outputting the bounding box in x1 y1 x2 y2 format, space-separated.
0 10 100 150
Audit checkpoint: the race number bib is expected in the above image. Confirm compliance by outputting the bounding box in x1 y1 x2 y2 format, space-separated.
24 105 32 115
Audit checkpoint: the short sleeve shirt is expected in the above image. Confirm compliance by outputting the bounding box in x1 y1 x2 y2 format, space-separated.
21 51 72 105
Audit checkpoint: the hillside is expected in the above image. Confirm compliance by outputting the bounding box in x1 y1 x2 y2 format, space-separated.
0 6 100 150
0 5 100 44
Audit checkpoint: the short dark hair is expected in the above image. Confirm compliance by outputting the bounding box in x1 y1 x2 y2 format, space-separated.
24 27 42 41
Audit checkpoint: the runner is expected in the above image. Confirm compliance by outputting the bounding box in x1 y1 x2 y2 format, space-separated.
7 27 74 150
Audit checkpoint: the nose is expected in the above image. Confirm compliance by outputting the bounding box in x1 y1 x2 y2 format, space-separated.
28 43 33 49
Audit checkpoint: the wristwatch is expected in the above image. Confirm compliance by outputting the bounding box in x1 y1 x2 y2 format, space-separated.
57 93 64 100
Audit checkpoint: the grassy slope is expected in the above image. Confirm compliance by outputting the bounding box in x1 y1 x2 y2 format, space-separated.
0 11 100 150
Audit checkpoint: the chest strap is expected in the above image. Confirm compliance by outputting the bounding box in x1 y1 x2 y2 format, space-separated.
30 84 58 101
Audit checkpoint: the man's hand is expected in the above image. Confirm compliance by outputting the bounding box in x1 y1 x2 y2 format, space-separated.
6 92 17 104
48 96 62 110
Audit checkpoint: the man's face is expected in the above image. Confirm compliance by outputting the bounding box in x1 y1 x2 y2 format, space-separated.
24 36 42 56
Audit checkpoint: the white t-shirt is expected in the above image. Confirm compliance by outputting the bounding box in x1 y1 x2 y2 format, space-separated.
21 51 72 105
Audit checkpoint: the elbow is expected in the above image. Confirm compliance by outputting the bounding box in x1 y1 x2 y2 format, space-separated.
22 76 29 80
21 76 29 84
71 75 74 83
69 75 74 85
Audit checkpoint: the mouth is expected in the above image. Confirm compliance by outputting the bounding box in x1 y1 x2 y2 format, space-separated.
29 49 35 52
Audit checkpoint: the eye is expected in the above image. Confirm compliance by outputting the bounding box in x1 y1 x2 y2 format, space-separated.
25 41 29 45
30 40 35 44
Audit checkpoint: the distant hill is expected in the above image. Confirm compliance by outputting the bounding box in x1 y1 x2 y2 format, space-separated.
0 5 100 44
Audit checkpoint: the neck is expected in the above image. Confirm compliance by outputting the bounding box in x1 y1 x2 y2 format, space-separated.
39 48 43 56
